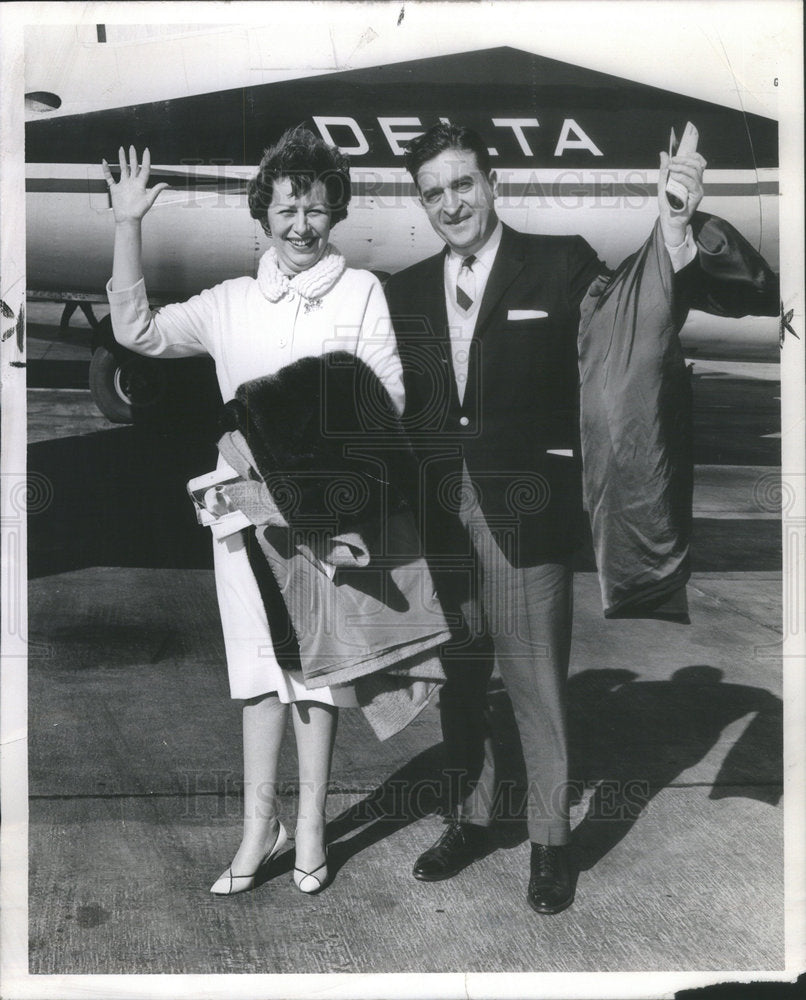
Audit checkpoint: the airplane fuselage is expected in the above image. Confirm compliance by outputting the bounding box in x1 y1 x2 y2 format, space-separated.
25 45 780 359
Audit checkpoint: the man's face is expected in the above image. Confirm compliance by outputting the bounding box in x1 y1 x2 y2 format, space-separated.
415 147 499 256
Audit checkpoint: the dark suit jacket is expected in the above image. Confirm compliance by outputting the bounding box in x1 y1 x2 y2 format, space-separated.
385 222 605 569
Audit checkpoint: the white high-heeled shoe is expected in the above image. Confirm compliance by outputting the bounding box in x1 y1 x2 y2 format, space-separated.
210 821 289 895
293 850 329 895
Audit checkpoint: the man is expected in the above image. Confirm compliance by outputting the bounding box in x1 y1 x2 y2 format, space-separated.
384 123 705 914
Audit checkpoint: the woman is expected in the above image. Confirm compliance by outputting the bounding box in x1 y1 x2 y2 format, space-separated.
102 128 404 895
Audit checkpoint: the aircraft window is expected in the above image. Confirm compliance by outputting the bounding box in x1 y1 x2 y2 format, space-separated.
24 92 62 113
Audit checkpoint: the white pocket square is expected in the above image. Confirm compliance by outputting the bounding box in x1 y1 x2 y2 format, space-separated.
507 309 549 320
547 449 574 457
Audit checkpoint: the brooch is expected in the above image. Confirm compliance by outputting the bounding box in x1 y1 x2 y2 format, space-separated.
303 298 323 314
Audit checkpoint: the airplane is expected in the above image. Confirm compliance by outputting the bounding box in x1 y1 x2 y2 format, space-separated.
22 18 781 423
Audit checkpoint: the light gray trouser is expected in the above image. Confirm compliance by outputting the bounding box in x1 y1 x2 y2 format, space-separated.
457 469 573 846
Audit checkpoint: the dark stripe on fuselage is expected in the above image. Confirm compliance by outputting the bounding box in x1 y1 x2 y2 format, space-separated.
25 178 779 197
25 177 250 193
25 47 778 171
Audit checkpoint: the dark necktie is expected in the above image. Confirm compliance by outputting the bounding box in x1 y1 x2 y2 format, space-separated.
456 255 477 312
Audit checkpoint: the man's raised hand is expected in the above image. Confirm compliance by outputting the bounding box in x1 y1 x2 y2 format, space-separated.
658 147 707 246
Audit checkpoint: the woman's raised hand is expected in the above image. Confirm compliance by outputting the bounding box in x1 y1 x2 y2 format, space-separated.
101 146 169 224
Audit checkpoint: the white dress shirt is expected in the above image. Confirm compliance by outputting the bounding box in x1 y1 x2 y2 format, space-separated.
444 221 503 403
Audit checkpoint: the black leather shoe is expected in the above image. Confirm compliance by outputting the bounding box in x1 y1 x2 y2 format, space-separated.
527 843 574 914
412 821 488 882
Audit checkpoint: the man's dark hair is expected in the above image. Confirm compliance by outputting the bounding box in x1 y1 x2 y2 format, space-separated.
248 125 351 236
403 123 492 187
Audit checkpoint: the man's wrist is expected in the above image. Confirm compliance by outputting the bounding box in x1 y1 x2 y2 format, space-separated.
664 223 697 273
661 219 687 247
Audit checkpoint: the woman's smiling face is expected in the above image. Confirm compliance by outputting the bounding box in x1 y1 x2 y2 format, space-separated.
267 177 332 275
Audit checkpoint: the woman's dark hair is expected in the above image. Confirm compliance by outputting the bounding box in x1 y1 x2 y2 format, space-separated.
248 126 351 235
403 123 492 188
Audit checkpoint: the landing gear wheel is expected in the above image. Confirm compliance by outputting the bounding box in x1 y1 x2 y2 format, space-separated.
89 345 166 423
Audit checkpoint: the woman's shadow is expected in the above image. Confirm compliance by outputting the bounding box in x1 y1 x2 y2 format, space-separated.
322 739 450 878
325 664 782 875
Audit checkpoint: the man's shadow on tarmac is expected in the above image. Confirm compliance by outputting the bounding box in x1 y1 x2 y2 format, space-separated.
327 665 782 875
565 665 782 870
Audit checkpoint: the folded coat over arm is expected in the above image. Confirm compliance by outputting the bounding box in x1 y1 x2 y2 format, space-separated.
215 352 451 740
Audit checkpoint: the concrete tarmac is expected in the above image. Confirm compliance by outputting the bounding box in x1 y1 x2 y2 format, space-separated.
24 309 784 975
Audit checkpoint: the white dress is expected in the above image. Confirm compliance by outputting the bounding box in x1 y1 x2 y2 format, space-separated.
106 251 404 704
